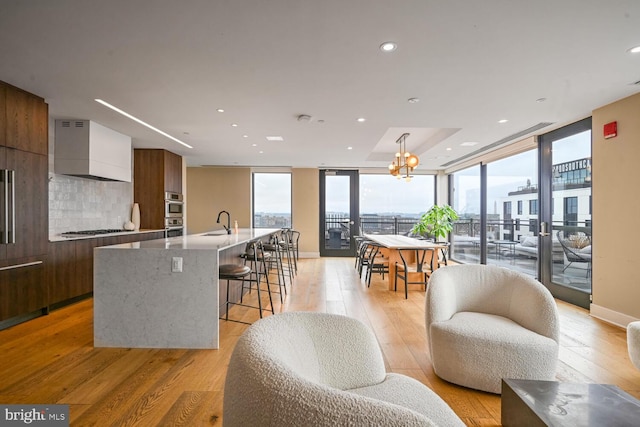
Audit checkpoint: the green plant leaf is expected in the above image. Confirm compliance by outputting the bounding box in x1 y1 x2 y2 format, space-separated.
410 204 459 240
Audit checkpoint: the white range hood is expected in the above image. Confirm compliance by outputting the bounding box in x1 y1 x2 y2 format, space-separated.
55 120 132 182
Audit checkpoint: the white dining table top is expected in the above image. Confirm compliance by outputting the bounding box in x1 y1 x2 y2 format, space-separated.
363 234 447 249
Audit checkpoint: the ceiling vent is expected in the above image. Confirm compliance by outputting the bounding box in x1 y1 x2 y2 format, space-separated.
441 122 554 167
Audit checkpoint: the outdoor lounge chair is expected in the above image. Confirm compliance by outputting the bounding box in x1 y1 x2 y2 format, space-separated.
557 230 592 277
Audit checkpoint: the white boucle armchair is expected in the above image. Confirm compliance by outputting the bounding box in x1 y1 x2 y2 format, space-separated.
628 321 640 370
223 311 464 427
425 264 560 394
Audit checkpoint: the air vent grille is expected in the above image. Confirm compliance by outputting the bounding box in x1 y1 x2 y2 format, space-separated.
59 120 86 128
441 122 554 167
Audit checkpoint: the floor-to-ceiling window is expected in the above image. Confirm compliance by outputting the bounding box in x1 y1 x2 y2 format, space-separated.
485 149 538 273
448 119 592 308
252 172 292 228
359 174 435 235
450 166 481 263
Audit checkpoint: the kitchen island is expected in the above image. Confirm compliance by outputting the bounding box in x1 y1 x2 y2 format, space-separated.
93 228 280 349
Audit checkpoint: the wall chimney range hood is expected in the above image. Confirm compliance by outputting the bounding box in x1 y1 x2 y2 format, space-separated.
55 120 132 182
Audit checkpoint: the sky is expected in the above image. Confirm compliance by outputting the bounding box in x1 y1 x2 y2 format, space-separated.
253 173 292 214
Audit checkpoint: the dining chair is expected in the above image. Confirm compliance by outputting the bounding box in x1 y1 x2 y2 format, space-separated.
356 239 374 278
394 248 435 299
364 243 389 287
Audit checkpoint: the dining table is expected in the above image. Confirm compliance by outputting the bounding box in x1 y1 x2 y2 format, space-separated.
362 234 449 291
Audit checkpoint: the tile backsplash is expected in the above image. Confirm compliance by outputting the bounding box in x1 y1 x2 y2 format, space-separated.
48 173 133 236
47 118 135 237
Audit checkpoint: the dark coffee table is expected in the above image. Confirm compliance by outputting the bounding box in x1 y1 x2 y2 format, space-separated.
502 379 640 426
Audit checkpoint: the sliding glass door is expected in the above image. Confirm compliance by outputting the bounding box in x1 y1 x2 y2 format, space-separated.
450 166 481 263
450 119 592 309
485 150 538 274
451 152 539 275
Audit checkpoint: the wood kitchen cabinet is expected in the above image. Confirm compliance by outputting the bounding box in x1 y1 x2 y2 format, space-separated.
5 84 48 155
0 81 49 323
47 231 167 307
0 147 48 260
0 262 47 321
134 149 183 230
48 240 79 306
48 238 106 306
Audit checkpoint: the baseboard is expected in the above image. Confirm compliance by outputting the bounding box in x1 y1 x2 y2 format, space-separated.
590 304 639 329
299 252 320 258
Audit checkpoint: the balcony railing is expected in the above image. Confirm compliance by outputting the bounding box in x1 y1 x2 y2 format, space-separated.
324 216 592 240
359 217 417 235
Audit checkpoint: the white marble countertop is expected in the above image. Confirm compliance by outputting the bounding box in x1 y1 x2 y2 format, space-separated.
49 229 165 242
95 228 281 251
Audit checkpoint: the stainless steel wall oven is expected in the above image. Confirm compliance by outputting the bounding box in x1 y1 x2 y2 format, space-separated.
164 192 184 237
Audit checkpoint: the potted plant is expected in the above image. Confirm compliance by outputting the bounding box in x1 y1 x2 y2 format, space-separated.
411 204 459 241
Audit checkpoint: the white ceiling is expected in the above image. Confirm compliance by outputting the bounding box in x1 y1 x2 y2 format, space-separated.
1 1 639 170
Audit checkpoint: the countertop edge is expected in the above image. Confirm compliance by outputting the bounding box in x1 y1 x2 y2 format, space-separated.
93 228 281 251
49 229 166 242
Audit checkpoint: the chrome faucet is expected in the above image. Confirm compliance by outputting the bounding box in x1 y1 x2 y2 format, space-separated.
216 210 231 234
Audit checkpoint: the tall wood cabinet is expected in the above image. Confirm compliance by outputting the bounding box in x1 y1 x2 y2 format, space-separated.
133 149 183 230
0 81 49 322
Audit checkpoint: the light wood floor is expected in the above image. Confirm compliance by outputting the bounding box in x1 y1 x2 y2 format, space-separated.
1 257 638 426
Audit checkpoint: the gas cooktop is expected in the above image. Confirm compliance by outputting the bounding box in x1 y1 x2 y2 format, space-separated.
61 229 133 237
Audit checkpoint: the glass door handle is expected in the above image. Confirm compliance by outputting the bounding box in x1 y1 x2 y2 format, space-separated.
539 221 550 237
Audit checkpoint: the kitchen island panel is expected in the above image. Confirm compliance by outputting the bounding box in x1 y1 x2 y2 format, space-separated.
93 228 279 349
94 248 218 349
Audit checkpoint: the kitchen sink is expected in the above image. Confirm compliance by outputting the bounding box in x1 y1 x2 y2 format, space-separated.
203 230 230 236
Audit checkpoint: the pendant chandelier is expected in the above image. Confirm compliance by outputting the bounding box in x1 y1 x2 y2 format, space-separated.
388 133 419 182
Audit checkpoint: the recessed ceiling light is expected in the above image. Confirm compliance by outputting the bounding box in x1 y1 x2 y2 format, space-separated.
266 136 283 141
446 147 452 151
628 45 640 53
380 41 397 52
347 146 353 150
252 143 258 147
216 108 225 113
408 98 420 104
243 135 249 138
460 141 479 147
498 119 508 124
357 117 366 122
231 123 238 127
259 150 264 154
94 99 193 149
